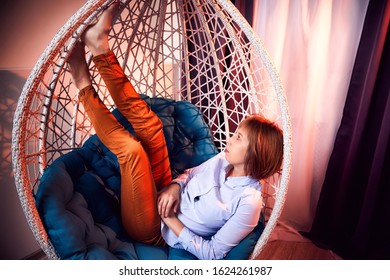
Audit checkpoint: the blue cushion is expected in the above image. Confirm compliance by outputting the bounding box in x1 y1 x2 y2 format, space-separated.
224 215 265 260
134 242 168 260
168 247 198 260
36 152 138 260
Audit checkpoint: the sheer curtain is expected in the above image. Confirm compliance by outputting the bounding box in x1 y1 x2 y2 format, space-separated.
252 0 369 233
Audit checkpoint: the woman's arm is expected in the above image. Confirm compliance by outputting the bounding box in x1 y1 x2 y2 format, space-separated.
158 164 198 217
160 212 184 236
170 167 193 189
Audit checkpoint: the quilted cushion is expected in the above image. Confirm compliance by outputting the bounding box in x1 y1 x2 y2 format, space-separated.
36 95 263 259
36 152 140 259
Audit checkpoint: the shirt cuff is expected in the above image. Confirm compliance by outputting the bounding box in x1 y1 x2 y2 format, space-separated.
171 180 185 191
177 227 195 248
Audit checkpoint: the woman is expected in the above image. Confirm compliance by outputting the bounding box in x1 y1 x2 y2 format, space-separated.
68 1 283 260
159 115 283 259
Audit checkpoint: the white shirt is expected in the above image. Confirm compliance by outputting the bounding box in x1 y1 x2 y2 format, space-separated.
161 152 262 259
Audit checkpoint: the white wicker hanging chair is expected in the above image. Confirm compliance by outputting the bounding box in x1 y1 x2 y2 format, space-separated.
12 0 291 260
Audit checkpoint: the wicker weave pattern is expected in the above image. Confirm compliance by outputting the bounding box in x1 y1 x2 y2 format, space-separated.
12 0 291 259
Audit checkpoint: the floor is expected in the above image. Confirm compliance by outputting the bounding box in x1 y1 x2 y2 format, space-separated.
255 240 342 260
254 223 342 260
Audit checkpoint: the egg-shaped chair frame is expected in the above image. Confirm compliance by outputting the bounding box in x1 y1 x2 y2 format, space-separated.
12 0 291 260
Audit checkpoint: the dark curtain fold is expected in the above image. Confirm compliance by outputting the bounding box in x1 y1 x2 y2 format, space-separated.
231 0 254 25
309 0 390 260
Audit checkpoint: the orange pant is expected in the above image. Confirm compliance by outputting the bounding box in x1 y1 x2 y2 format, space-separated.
79 51 171 246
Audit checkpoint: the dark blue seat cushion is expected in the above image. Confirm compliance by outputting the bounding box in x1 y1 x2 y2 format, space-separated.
36 95 263 259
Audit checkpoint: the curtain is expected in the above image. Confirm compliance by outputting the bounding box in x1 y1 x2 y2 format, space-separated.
252 0 369 233
309 0 390 260
232 0 254 24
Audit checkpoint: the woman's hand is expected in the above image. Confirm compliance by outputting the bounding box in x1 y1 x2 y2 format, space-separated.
157 183 181 218
160 211 184 237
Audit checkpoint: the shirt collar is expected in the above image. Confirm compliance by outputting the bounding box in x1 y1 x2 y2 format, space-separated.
224 173 259 188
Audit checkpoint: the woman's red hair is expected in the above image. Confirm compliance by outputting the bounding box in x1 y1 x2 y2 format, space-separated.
239 115 283 180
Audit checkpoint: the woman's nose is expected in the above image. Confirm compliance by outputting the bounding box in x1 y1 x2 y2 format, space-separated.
227 137 232 146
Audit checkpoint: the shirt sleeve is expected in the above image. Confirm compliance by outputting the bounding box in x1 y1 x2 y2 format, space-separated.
177 191 262 260
171 168 193 190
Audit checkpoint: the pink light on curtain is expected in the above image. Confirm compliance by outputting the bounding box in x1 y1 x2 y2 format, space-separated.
252 0 369 233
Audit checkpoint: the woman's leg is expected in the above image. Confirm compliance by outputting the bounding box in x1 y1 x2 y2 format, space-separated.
83 2 172 191
68 41 164 245
81 86 164 245
80 85 164 245
93 53 172 190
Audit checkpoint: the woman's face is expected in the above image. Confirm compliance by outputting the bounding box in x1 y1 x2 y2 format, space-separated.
225 126 250 171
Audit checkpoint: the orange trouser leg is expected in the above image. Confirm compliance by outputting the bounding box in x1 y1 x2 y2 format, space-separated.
79 86 166 246
92 51 172 190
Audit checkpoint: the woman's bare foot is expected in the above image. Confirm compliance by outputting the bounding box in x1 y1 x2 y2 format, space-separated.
82 2 120 56
68 41 92 90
